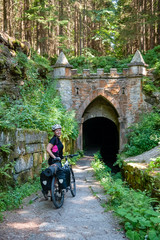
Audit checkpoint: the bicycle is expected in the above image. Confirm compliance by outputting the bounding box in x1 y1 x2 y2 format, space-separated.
50 154 77 208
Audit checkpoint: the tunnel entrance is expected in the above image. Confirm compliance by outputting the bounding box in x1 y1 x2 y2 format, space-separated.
83 117 119 172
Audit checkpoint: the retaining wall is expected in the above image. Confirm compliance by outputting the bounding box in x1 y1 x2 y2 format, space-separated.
122 145 160 200
0 128 48 184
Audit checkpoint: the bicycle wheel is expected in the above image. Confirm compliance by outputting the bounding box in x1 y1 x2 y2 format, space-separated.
70 168 76 197
51 176 64 208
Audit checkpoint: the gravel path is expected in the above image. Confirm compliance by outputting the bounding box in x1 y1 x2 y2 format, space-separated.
0 156 127 240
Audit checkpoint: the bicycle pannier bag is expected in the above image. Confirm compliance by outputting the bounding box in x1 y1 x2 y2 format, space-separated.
64 168 70 187
40 170 52 191
56 168 67 189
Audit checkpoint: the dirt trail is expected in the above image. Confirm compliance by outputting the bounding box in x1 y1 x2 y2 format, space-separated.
0 156 127 240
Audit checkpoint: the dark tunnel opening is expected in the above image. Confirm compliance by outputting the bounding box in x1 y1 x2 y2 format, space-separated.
83 117 120 173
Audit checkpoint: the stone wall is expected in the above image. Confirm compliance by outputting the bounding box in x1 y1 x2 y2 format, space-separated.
0 128 48 183
122 145 160 200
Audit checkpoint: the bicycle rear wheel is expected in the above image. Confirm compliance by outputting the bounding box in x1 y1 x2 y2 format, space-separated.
70 168 76 197
51 177 64 208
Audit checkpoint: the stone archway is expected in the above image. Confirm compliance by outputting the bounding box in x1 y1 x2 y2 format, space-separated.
81 96 120 172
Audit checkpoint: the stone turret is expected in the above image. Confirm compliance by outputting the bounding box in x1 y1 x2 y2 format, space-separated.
53 52 73 78
128 50 148 75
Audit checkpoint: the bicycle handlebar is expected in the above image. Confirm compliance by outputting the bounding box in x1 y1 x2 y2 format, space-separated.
64 154 79 159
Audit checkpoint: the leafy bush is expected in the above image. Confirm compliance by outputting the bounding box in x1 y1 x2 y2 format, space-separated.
146 156 160 174
69 55 132 73
0 51 78 141
124 112 160 157
91 155 160 240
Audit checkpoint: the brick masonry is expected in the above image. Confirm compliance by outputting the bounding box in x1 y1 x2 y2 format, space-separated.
53 51 152 151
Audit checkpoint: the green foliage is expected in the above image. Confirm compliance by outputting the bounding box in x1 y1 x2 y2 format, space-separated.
68 153 81 165
92 151 111 180
146 156 160 174
0 161 15 190
0 51 78 141
143 45 160 69
124 112 160 157
143 77 159 95
91 154 160 240
69 55 132 73
0 144 11 154
0 177 40 221
76 150 84 157
113 154 125 168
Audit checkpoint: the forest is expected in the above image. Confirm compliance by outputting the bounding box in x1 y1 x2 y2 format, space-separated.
0 1 160 239
0 0 160 57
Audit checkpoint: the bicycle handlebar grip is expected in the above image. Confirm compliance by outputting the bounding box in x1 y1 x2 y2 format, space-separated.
69 154 79 158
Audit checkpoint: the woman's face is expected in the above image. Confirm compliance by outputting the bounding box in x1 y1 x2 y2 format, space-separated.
54 128 61 137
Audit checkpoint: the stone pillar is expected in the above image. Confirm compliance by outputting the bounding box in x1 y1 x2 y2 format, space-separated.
53 52 73 78
110 68 118 77
83 69 90 77
128 50 148 75
53 52 73 110
97 68 104 76
118 116 127 151
77 118 84 150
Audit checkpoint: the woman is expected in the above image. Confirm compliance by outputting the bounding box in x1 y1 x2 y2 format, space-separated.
47 124 64 167
41 124 64 200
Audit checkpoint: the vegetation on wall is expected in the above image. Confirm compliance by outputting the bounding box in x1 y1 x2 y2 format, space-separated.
0 51 78 140
91 152 160 240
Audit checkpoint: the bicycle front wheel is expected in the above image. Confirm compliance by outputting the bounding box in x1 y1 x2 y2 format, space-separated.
51 177 64 208
70 168 76 197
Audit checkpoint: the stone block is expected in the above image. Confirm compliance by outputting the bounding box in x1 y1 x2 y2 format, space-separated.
33 152 43 167
99 80 107 88
128 65 147 75
41 132 48 144
15 129 25 142
83 69 90 77
14 168 34 183
0 130 15 146
54 67 65 77
110 68 117 76
14 142 26 157
14 154 33 173
97 68 104 76
123 68 128 76
71 69 77 75
25 143 42 154
65 67 72 77
25 131 41 144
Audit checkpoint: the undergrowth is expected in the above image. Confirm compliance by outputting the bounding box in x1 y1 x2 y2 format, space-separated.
0 177 40 222
123 111 160 157
91 152 160 240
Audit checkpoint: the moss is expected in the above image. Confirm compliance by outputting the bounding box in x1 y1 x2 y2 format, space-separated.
122 163 160 200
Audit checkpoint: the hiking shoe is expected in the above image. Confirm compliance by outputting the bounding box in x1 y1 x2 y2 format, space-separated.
42 190 48 200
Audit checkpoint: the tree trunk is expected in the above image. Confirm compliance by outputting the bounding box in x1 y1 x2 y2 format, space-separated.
3 0 7 31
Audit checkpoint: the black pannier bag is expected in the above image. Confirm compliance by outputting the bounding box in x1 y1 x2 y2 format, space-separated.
63 167 70 187
40 171 52 192
56 167 68 189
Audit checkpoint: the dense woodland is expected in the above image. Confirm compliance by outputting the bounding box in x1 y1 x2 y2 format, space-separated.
0 0 160 57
